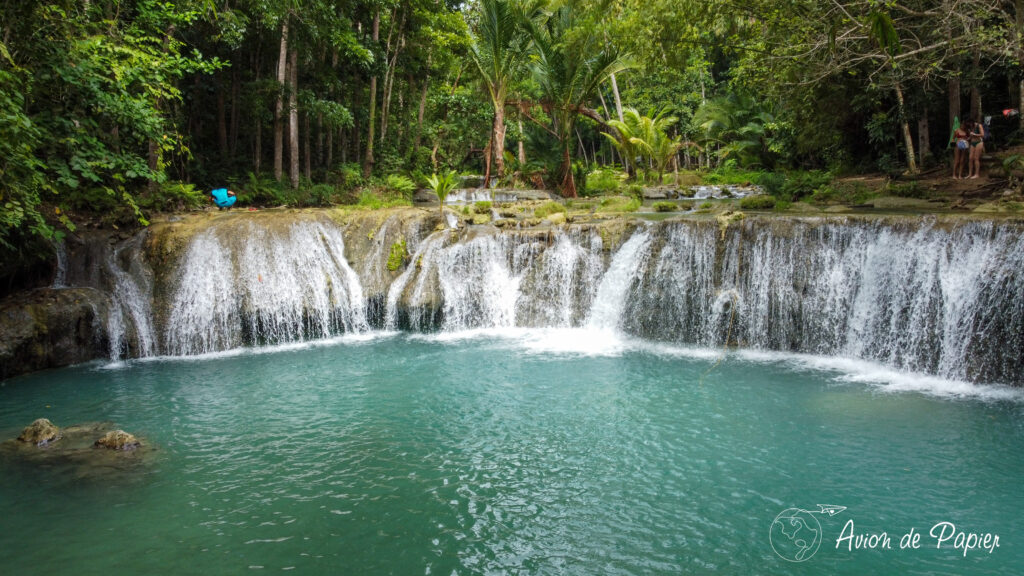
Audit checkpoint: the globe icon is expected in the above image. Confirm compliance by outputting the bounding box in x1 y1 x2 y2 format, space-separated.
770 508 822 562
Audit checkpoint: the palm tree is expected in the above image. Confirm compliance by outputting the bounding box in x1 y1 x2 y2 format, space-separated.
426 170 458 220
604 108 681 183
469 0 543 187
602 108 644 180
528 1 632 197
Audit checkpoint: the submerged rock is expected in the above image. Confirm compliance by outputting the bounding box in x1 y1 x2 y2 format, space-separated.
94 430 141 451
17 418 62 446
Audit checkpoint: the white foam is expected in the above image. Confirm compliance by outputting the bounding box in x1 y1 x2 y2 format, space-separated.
735 349 1024 401
102 331 400 367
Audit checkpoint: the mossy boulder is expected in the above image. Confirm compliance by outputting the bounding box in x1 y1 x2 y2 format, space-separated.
94 430 141 451
18 418 62 446
544 212 567 225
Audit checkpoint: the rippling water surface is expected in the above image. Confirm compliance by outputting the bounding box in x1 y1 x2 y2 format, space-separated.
1 330 1022 575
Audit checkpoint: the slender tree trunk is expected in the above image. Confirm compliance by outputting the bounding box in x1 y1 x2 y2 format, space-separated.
253 35 262 174
482 130 493 188
288 47 299 189
381 18 405 143
492 104 507 183
412 56 430 154
363 9 380 179
304 113 312 180
316 112 324 170
217 72 228 160
230 65 239 158
895 82 919 173
949 76 961 132
274 20 289 182
918 112 930 168
609 72 624 122
560 145 576 198
518 119 526 166
970 49 982 121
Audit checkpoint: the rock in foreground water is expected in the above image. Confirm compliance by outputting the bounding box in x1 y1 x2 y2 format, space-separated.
94 430 141 451
17 418 61 446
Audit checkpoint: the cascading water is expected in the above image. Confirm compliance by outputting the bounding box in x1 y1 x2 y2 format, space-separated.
164 219 367 355
384 227 605 331
56 211 1023 386
585 229 651 331
104 234 157 359
624 218 1024 384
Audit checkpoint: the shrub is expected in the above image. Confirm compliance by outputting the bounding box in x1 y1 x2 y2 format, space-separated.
809 181 876 205
308 184 336 207
385 174 416 197
739 194 776 210
338 163 364 189
138 181 206 213
587 167 625 194
596 196 641 213
699 201 713 210
474 201 493 213
779 170 831 201
386 239 407 271
653 201 677 212
756 172 786 196
625 183 644 200
534 201 567 218
887 181 926 198
703 167 765 185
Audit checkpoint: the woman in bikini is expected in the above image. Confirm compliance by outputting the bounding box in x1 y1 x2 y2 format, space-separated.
952 122 970 179
968 119 985 179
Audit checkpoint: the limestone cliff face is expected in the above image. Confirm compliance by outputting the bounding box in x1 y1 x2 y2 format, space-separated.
0 287 111 378
2 208 1023 386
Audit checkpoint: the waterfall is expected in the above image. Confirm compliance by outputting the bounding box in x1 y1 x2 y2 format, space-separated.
54 211 1022 386
104 234 157 359
384 227 605 331
586 229 651 330
51 240 67 288
164 219 367 355
625 218 1024 384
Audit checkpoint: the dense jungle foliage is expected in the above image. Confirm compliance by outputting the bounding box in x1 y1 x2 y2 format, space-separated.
2 0 1023 288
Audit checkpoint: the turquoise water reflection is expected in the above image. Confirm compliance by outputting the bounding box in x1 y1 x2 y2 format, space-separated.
1 331 1021 575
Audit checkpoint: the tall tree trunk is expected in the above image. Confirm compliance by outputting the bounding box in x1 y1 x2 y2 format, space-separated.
230 65 239 158
970 50 982 121
949 76 961 132
253 35 262 174
288 47 299 189
918 111 930 168
895 82 919 173
609 72 624 122
316 112 324 170
491 104 506 184
217 72 228 160
412 55 430 155
363 9 380 179
482 130 493 188
381 14 405 144
304 113 312 180
274 20 289 182
518 119 526 166
560 145 576 198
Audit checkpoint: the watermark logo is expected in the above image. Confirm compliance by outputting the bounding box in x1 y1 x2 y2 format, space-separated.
769 505 846 562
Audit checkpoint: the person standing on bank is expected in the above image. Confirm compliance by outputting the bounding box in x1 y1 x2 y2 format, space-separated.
952 121 969 179
968 119 985 179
